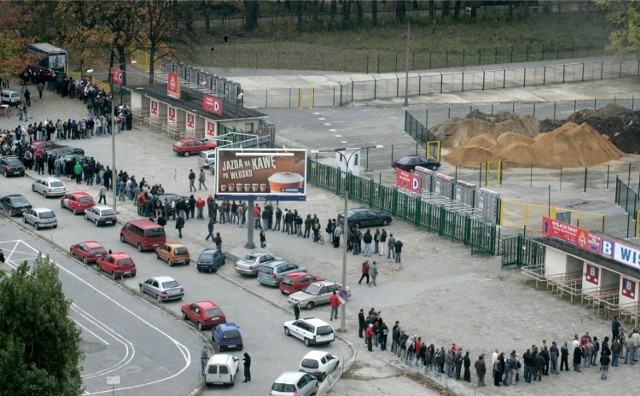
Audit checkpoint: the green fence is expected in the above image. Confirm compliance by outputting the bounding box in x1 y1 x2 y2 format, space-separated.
308 159 496 255
501 235 546 268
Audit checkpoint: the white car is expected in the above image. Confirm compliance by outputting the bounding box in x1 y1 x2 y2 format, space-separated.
235 252 279 276
271 371 318 396
138 276 184 303
299 351 339 382
31 176 66 198
283 317 335 346
22 207 57 229
84 205 117 226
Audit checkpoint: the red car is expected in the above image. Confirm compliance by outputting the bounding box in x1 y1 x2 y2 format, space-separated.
181 300 226 331
31 140 59 151
96 252 137 279
172 138 216 157
61 192 95 214
70 240 107 264
280 272 325 295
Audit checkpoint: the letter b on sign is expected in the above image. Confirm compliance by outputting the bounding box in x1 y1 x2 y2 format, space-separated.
601 240 613 257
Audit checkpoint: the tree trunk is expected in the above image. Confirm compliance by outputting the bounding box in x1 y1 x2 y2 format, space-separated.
296 1 304 30
453 0 461 20
243 0 259 31
429 0 435 20
330 0 337 21
355 0 363 22
372 0 378 26
342 0 351 21
442 1 450 18
203 2 211 33
148 47 155 84
395 0 406 20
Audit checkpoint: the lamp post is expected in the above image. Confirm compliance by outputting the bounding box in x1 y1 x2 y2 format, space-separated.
404 20 411 107
311 144 383 333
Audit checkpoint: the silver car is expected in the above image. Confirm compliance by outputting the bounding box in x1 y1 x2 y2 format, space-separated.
22 207 57 229
31 176 66 198
84 205 117 226
138 276 184 303
287 281 351 310
198 149 217 168
270 371 318 396
235 252 279 276
257 261 307 287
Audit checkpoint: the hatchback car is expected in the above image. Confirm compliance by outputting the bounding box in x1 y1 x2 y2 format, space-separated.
288 281 351 310
0 194 32 216
392 155 441 172
270 371 318 396
32 176 66 198
299 351 339 382
283 317 335 347
139 276 184 303
156 242 190 266
60 192 95 214
257 261 308 287
337 208 392 228
69 241 107 264
172 138 217 157
196 248 226 272
181 300 226 331
84 205 117 226
0 156 26 177
280 272 324 295
212 322 243 351
22 207 57 230
96 252 137 279
198 150 217 168
235 252 279 276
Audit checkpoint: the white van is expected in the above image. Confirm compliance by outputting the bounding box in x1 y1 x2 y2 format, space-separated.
204 354 240 386
1 90 21 105
198 150 216 168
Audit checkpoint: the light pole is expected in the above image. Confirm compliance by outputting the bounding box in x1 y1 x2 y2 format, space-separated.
404 19 411 107
311 144 383 333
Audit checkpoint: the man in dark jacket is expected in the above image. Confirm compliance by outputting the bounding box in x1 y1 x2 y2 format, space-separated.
463 351 471 382
394 237 404 264
474 354 486 386
175 216 185 238
363 229 373 257
358 309 365 338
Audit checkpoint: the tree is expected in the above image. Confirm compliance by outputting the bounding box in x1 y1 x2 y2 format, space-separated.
138 0 180 84
0 2 40 84
244 0 260 31
371 0 378 26
395 0 406 20
0 255 83 396
597 0 640 56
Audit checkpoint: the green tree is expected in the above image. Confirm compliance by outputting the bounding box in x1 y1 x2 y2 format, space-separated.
0 255 84 396
598 0 640 56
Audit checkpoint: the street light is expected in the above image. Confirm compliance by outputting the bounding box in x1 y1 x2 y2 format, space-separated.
236 92 244 116
311 144 383 333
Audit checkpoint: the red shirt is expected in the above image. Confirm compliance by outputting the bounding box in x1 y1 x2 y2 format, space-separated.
330 294 340 308
415 339 422 352
195 198 205 209
366 326 373 338
253 206 261 217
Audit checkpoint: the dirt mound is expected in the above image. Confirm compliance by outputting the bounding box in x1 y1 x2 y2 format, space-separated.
496 132 533 147
497 142 538 166
464 133 497 149
443 146 496 167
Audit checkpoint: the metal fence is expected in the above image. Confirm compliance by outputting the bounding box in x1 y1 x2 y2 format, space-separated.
307 159 497 255
501 235 546 268
615 177 640 219
161 60 242 102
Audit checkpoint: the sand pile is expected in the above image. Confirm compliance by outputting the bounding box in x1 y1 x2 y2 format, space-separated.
444 122 623 168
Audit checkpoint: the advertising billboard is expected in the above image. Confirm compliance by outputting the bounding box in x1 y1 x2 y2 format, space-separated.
203 95 223 116
167 72 181 99
215 148 307 201
396 169 422 193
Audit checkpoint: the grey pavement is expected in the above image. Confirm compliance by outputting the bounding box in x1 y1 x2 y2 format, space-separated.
2 65 640 396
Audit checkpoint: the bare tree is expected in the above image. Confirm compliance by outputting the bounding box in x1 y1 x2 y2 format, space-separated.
372 0 378 26
244 1 259 31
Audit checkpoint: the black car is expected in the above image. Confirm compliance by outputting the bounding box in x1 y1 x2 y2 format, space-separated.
0 194 33 216
0 156 26 177
155 193 187 218
43 146 85 158
337 208 392 228
392 155 441 172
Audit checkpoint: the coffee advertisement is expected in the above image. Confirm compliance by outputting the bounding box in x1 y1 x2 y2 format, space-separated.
215 148 307 201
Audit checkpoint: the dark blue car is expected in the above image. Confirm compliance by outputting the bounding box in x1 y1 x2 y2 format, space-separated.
196 248 226 272
212 322 243 351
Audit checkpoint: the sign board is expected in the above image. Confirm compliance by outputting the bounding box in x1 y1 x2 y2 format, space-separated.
395 169 422 194
186 113 195 129
206 120 216 137
110 67 123 84
541 216 601 254
167 72 181 99
106 376 120 385
150 100 158 116
168 107 176 123
585 264 599 285
203 95 223 116
622 277 636 299
215 148 307 201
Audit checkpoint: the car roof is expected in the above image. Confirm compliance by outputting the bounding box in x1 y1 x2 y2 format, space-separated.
208 354 236 364
201 149 216 154
106 252 131 259
308 280 338 288
68 192 91 197
179 138 198 142
274 371 309 383
200 248 219 254
298 317 331 326
31 207 54 213
193 300 218 309
79 240 103 247
38 176 62 182
92 205 114 211
285 271 311 279
150 276 177 283
302 350 332 360
218 322 239 331
165 242 187 247
4 194 26 199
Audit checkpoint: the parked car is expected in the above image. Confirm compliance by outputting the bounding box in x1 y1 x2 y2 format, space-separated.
257 261 307 287
337 208 392 228
69 240 107 264
283 317 335 347
32 176 66 198
196 248 226 272
0 156 26 177
43 145 85 157
172 138 217 157
84 205 117 226
235 252 279 276
138 276 184 303
299 351 339 382
392 155 440 172
120 219 166 252
60 192 95 214
156 242 190 266
96 252 137 279
198 149 217 168
181 300 226 331
22 207 57 230
1 89 21 105
154 193 185 218
280 272 324 295
212 322 243 351
0 194 32 216
270 371 318 396
204 354 239 386
288 281 351 310
30 140 61 152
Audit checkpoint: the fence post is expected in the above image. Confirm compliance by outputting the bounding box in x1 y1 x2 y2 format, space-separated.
462 49 465 67
440 73 443 93
369 178 375 208
541 42 545 60
584 167 588 193
495 47 498 64
530 164 533 188
392 187 399 216
482 71 486 90
562 65 566 83
445 50 449 68
543 66 546 85
478 47 482 65
377 54 380 73
606 165 610 191
582 63 585 82
560 167 563 191
615 176 619 204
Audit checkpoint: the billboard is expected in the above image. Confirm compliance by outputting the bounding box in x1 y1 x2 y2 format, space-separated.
215 148 307 201
206 120 216 137
203 95 223 116
186 113 195 129
396 169 422 193
167 72 180 99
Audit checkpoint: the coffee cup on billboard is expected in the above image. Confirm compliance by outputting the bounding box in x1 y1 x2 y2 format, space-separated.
228 184 235 192
236 183 244 192
259 183 267 192
220 184 227 192
244 183 251 192
268 172 304 193
251 183 259 192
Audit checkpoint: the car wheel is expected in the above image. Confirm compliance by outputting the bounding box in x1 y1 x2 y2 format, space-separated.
382 219 389 226
22 216 27 223
304 338 311 347
230 375 234 386
31 185 36 192
83 257 89 265
156 294 163 303
137 243 143 252
120 234 125 243
95 219 99 226
169 261 174 267
73 208 77 215
156 253 161 260
184 152 190 157
306 301 315 310
139 285 144 293
284 327 291 336
52 224 57 229
35 222 40 230
197 322 204 331
239 345 243 351
60 201 64 208
112 271 118 279
43 191 48 198
181 311 187 320
319 372 326 382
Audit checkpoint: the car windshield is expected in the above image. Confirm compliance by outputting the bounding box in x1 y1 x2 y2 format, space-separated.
50 181 64 187
199 253 213 261
173 247 188 255
8 159 23 166
146 228 165 237
101 209 115 215
117 258 133 266
90 247 107 255
317 325 333 336
78 197 93 203
259 266 274 275
303 284 321 295
174 141 184 147
281 277 294 286
39 211 55 219
271 383 296 392
205 308 223 318
13 197 28 205
243 254 258 261
301 358 319 369
223 331 240 339
162 280 180 289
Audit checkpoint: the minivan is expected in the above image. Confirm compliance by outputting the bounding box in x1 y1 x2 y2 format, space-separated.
198 150 216 168
204 354 240 386
257 261 307 287
120 219 167 252
1 90 20 105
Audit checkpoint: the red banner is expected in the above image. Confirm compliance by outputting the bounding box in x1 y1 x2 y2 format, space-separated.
168 107 176 122
206 121 216 137
110 67 123 84
622 277 636 299
396 169 422 193
150 100 158 115
167 72 180 99
585 264 599 285
203 95 223 115
186 113 195 129
541 216 602 254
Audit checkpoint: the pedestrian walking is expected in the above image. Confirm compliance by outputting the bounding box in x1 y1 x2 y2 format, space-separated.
358 260 370 285
369 261 378 286
205 218 215 241
198 169 207 190
294 302 301 320
0 248 5 264
200 344 212 376
188 169 196 192
176 216 185 238
259 230 266 248
214 232 222 252
97 185 107 204
242 353 251 382
24 88 31 106
329 291 340 321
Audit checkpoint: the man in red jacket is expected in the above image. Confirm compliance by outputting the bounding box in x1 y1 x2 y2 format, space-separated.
195 197 205 220
253 204 261 229
329 291 340 321
366 324 374 352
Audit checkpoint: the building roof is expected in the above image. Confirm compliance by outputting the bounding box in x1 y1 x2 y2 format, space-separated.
128 83 266 121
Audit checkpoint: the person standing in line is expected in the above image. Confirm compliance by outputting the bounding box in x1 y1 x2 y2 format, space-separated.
242 353 251 382
475 354 486 386
198 169 207 190
600 350 610 380
611 337 622 367
188 169 196 192
236 203 244 227
463 351 471 382
259 230 266 248
214 232 222 252
373 228 380 255
358 260 370 285
329 291 340 321
294 302 301 320
369 261 378 286
205 218 215 241
200 344 212 376
387 233 395 260
560 342 569 371
612 317 621 342
98 185 107 204
394 238 404 264
379 228 387 257
362 229 372 257
358 309 366 338
333 224 342 248
366 324 374 352
175 216 185 238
